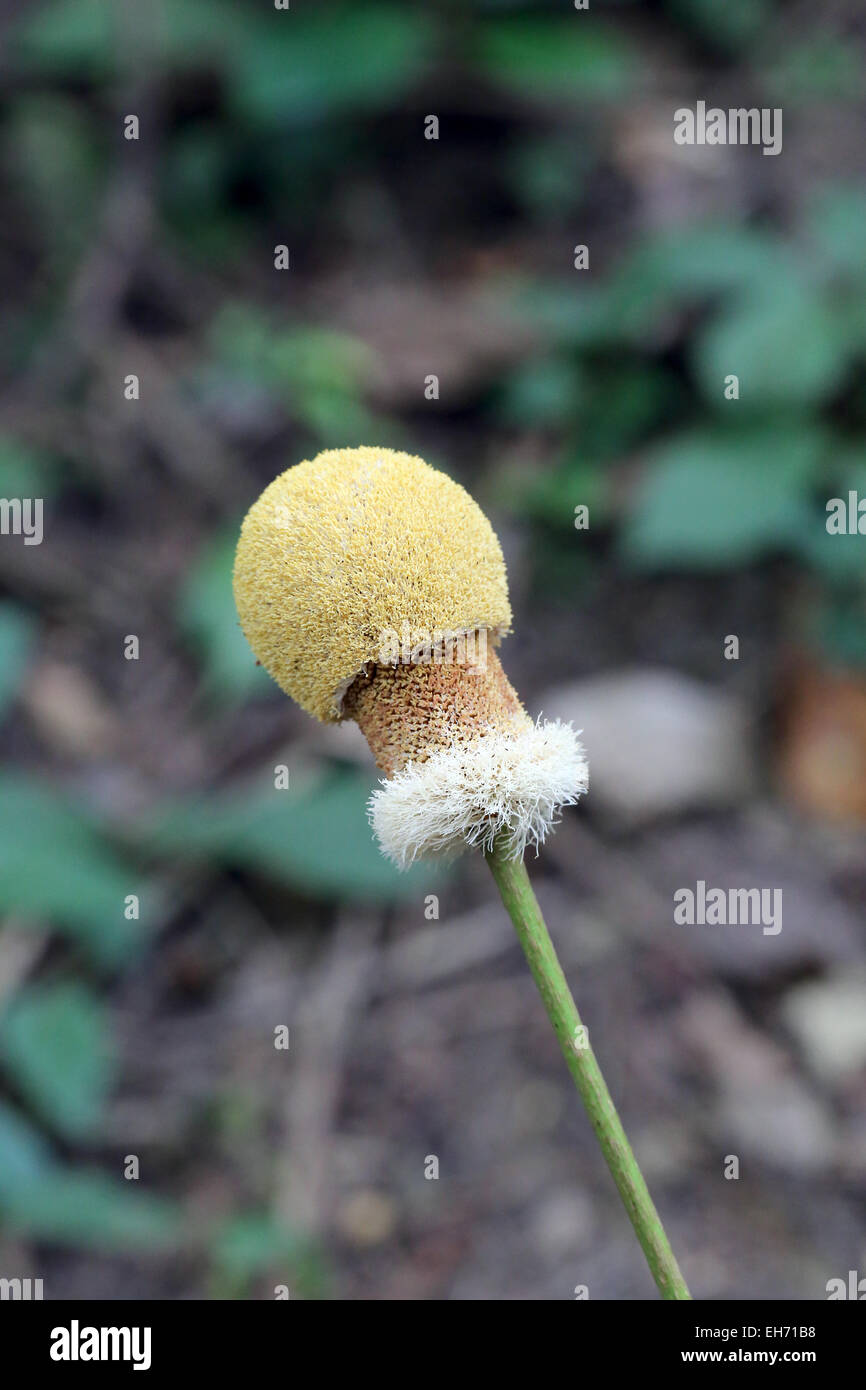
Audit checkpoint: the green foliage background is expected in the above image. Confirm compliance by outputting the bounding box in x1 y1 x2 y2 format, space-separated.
0 0 863 1294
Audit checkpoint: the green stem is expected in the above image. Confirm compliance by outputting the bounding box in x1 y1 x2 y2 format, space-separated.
485 839 691 1300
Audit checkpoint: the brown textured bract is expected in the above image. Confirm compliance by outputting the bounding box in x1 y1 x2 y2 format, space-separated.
345 649 529 776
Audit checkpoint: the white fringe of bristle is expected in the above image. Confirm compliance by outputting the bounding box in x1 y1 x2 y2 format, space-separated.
369 720 588 867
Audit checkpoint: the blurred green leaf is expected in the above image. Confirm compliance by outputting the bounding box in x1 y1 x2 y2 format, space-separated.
230 7 435 125
666 0 771 53
211 1212 329 1299
0 983 113 1140
496 357 582 429
621 224 787 300
0 1098 178 1253
213 1213 306 1279
5 96 102 255
519 226 791 351
692 281 849 409
179 531 272 706
9 0 114 77
161 124 232 219
506 364 678 526
506 131 596 217
205 305 377 443
145 769 442 902
0 1099 52 1197
580 363 680 458
1 1170 178 1252
0 777 145 966
807 186 866 281
602 225 791 341
796 450 866 583
477 19 635 101
10 0 249 77
809 591 866 668
622 427 825 568
514 279 621 349
160 124 256 264
521 457 608 530
0 603 35 722
764 37 863 104
0 440 58 499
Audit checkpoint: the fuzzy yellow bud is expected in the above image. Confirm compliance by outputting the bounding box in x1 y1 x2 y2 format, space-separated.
233 446 512 723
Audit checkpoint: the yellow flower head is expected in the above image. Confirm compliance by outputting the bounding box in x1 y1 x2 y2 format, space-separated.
234 445 586 864
233 446 512 721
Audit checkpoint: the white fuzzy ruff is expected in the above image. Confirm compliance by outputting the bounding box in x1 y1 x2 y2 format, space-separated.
369 720 588 867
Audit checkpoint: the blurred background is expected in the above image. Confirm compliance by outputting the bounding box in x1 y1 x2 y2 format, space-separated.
0 0 864 1300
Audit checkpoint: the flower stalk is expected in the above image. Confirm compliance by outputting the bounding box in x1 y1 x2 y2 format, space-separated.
485 837 691 1301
